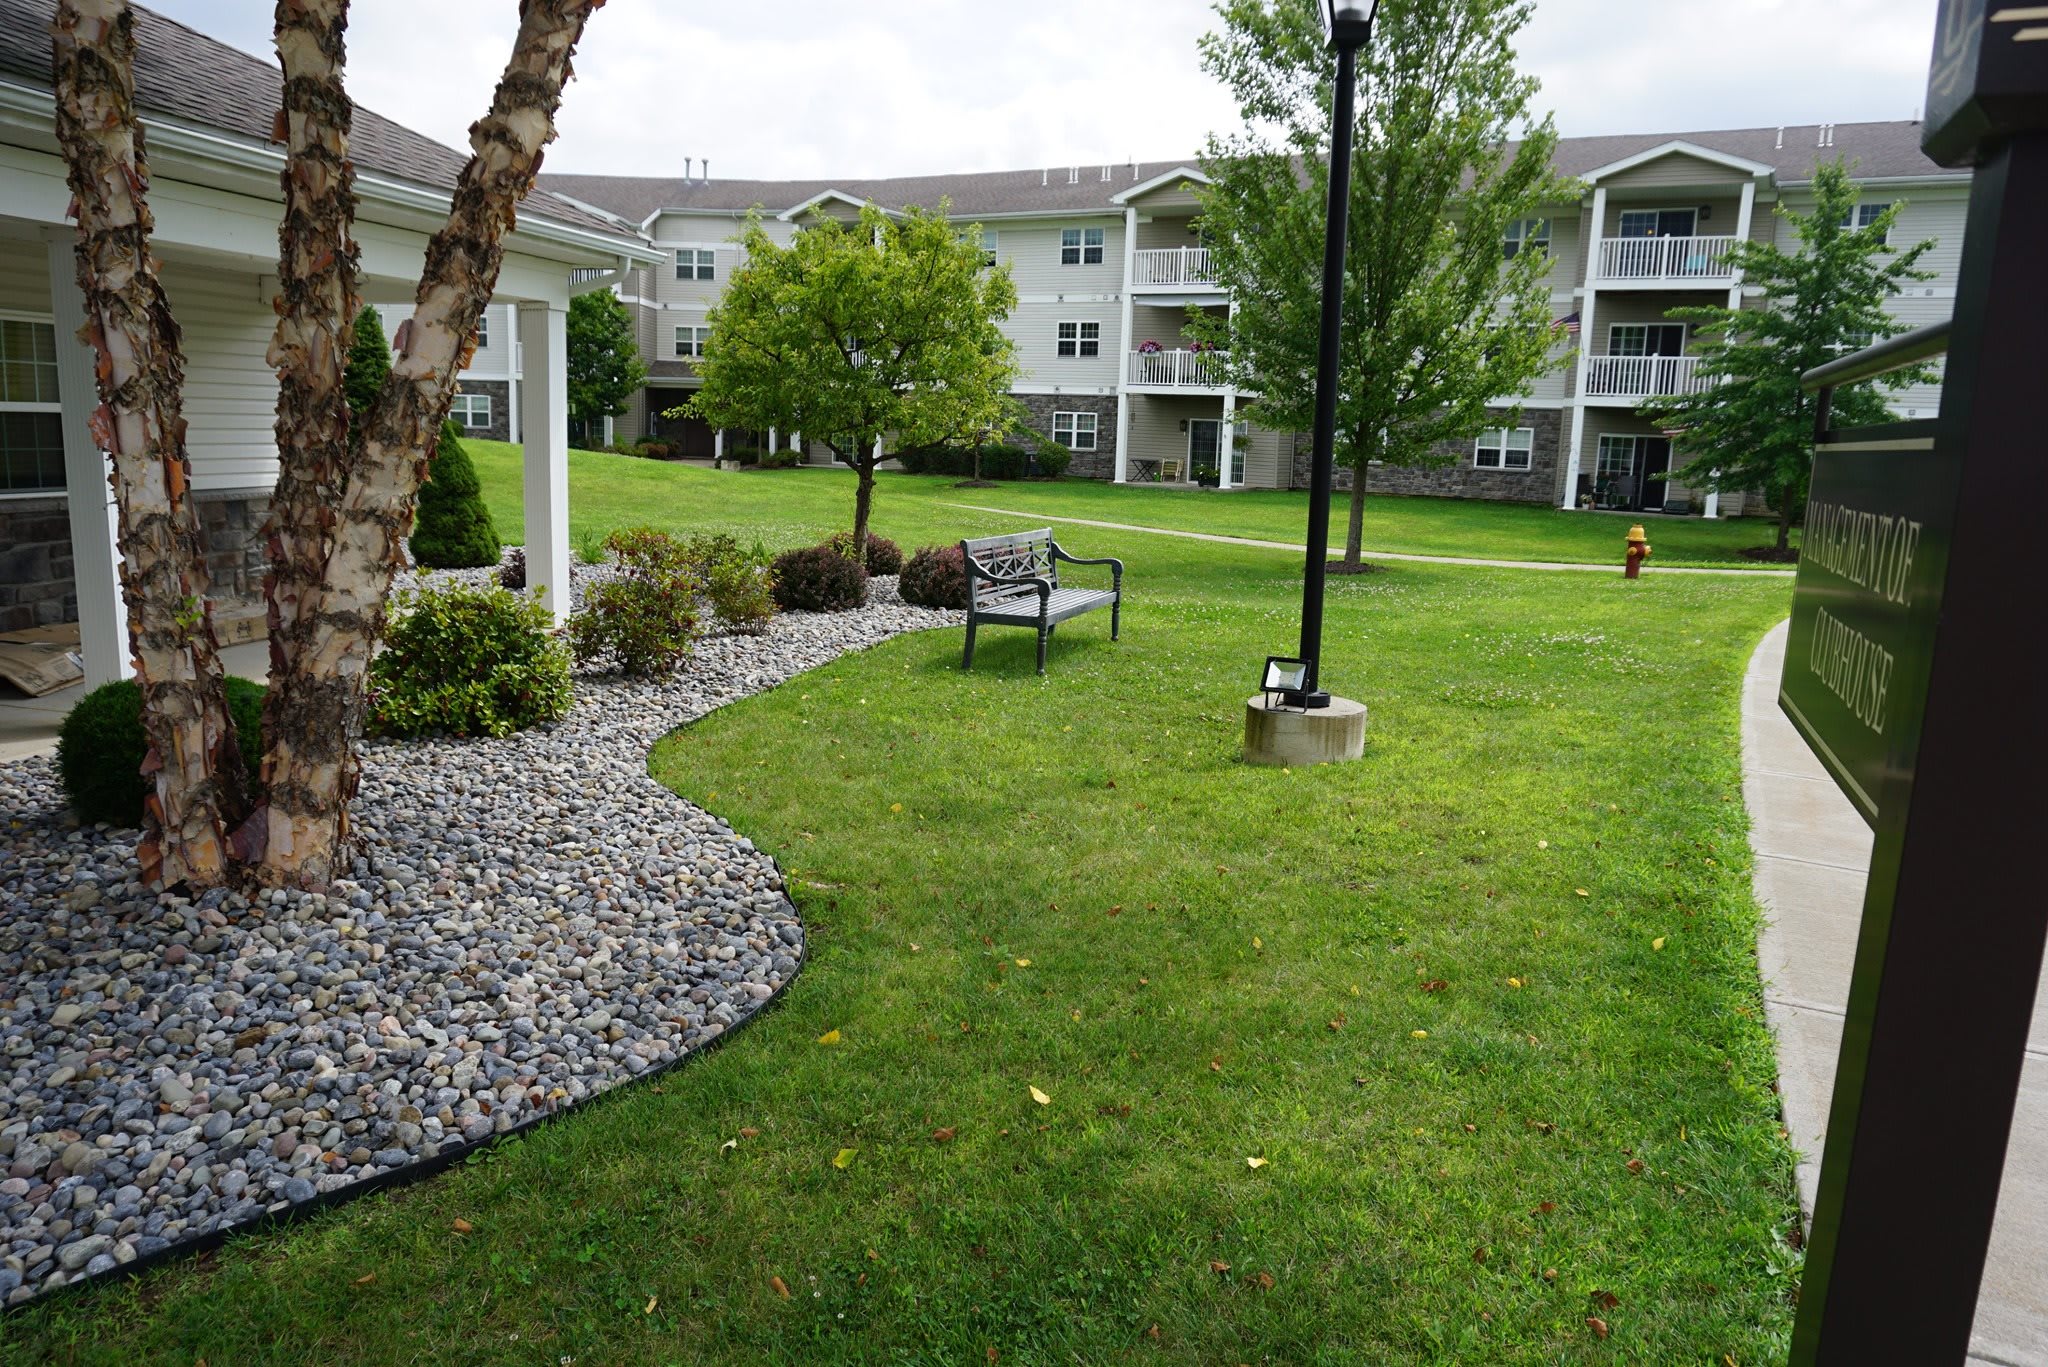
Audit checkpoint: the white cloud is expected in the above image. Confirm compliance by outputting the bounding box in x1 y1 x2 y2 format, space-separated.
145 0 1940 179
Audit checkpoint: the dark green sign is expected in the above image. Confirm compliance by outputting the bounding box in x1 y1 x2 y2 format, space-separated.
1780 423 1955 826
1925 0 2048 165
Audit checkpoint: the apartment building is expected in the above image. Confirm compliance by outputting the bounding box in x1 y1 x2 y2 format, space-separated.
540 120 1971 515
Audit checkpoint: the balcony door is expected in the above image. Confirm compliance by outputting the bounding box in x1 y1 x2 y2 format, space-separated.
1188 419 1222 484
1617 207 1698 239
1594 434 1672 512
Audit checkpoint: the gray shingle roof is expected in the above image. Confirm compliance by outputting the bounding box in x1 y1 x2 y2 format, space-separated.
542 121 1965 224
0 0 637 239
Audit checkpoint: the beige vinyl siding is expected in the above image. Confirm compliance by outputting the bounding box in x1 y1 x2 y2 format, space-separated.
1124 180 1205 212
1127 301 1221 353
0 249 50 314
1239 424 1287 488
1589 294 1698 351
997 218 1124 297
1600 152 1751 191
161 262 279 492
462 303 517 379
1134 214 1202 252
1013 301 1119 391
1125 395 1222 478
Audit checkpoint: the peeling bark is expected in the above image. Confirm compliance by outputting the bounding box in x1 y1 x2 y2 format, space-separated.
249 0 361 876
51 0 248 889
255 0 605 888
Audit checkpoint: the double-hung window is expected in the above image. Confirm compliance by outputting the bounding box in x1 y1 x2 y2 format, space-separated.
1059 227 1105 265
1841 201 1893 241
448 391 492 431
0 318 65 494
1055 321 1100 358
1473 426 1533 471
1501 218 1550 259
1051 411 1097 450
675 325 710 359
473 311 489 349
675 248 715 281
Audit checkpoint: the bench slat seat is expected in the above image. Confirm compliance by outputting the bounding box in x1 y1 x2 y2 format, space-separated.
959 528 1123 674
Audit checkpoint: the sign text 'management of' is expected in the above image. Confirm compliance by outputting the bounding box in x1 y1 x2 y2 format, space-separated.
1780 428 1953 825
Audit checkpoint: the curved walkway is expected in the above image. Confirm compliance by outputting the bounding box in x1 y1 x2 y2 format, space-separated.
944 503 1798 577
1742 619 2048 1366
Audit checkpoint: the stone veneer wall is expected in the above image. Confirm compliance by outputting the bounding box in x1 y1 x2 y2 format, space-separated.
1010 393 1118 480
1288 407 1565 506
0 490 269 636
456 379 512 443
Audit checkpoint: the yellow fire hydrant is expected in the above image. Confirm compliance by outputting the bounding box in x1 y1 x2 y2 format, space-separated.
1624 524 1651 579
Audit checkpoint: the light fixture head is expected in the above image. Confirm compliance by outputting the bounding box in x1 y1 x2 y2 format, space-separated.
1323 1 1374 50
1263 655 1310 694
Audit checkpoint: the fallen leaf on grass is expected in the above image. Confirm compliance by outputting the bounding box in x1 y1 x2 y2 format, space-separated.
771 1275 791 1298
1252 936 1263 951
1107 905 1122 916
1421 979 1448 993
1507 977 1523 989
721 1138 738 1153
1625 1158 1645 1175
1472 1247 1488 1264
1209 1056 1222 1072
1575 888 1589 898
644 1295 659 1315
1591 1289 1620 1310
889 803 903 813
354 1273 375 1286
451 1218 473 1235
1543 1267 1558 1282
1586 1316 1609 1339
1255 1271 1276 1289
1245 1156 1268 1169
1146 1323 1162 1340
1531 1201 1557 1215
1652 936 1667 951
1029 1086 1051 1105
816 1029 842 1046
740 1127 760 1139
833 1147 858 1169
931 1126 957 1142
1209 1260 1232 1276
1014 958 1031 968
1538 840 1549 850
1410 1029 1429 1039
1328 1014 1347 1031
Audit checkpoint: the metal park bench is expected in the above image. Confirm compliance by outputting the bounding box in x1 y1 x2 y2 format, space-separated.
959 528 1122 674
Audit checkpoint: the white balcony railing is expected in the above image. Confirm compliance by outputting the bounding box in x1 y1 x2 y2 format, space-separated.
1595 234 1737 283
1132 246 1218 288
1127 348 1228 388
1583 354 1711 399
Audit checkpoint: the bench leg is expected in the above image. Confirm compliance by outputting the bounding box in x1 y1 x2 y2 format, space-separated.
1036 622 1049 675
1111 593 1121 641
962 619 977 670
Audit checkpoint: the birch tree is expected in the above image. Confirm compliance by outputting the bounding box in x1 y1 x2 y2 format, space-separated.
1196 0 1573 568
51 0 607 891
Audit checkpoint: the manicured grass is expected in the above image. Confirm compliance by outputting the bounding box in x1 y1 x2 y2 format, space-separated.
461 440 1796 570
10 505 1801 1363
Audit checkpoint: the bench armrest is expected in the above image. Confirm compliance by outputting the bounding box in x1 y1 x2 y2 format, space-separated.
967 570 1052 602
1050 546 1123 585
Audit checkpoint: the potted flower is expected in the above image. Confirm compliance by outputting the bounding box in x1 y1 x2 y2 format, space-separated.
1137 339 1164 354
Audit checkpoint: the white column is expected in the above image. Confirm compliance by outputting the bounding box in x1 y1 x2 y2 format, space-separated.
517 300 571 624
1703 487 1721 520
1114 206 1138 483
713 428 725 463
1728 178 1757 311
1561 185 1606 511
872 435 884 465
1219 390 1237 490
767 426 778 454
791 431 802 463
44 232 132 686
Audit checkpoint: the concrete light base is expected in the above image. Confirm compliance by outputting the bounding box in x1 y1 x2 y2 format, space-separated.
1243 694 1367 767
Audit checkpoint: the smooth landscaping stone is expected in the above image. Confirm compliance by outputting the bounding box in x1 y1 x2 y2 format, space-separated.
0 565 956 1304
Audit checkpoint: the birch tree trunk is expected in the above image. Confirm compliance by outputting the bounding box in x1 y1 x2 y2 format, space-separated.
51 0 249 889
245 0 362 873
255 0 605 888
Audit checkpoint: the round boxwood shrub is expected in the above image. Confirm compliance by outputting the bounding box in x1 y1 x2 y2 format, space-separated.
898 544 969 609
771 544 868 613
1034 442 1072 479
368 580 572 738
58 676 266 827
410 420 503 569
827 531 902 577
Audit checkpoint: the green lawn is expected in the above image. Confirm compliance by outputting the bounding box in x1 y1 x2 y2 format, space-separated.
7 460 1805 1363
462 441 1796 570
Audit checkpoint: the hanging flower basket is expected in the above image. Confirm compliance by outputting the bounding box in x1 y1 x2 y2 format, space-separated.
1137 339 1164 354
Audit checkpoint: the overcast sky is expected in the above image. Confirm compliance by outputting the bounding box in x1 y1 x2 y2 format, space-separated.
144 0 1941 180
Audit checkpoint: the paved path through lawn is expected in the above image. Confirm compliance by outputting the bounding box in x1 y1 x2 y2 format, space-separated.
1743 619 2048 1366
943 503 1799 577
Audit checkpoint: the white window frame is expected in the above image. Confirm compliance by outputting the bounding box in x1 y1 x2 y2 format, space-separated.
1051 410 1097 450
448 391 492 431
0 312 66 497
1502 218 1550 259
1055 320 1100 359
1059 226 1105 266
473 311 489 349
674 325 709 359
1841 201 1893 243
1617 206 1698 239
674 248 715 281
1607 322 1687 358
1472 425 1534 471
1595 433 1639 486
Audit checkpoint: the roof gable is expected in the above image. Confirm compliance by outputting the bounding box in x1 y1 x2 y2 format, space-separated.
1111 165 1210 205
1579 140 1774 183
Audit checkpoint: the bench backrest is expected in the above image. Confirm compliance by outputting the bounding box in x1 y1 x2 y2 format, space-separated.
960 529 1056 609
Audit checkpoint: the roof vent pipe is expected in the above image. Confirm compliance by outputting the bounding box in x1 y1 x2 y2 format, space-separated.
1068 166 1079 184
1042 168 1048 186
1101 164 1111 182
1129 157 1137 180
1774 126 1784 149
684 156 693 178
702 159 709 182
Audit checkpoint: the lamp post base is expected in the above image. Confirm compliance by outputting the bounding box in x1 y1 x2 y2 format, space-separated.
1243 694 1367 767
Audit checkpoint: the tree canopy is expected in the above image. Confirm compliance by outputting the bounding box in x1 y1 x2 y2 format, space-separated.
1196 0 1573 565
686 202 1019 548
1641 160 1935 550
566 289 647 445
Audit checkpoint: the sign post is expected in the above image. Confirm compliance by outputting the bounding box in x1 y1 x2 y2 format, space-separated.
1786 4 2048 1361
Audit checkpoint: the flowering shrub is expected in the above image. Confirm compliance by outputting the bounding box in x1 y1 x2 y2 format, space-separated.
568 527 702 675
771 543 868 612
898 545 969 609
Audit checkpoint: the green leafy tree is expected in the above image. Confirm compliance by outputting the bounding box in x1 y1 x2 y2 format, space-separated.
1641 161 1934 551
410 419 503 568
343 307 391 421
567 289 647 447
686 202 1019 550
1196 0 1574 567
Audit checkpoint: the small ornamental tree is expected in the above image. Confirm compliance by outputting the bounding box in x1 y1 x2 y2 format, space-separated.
411 420 502 567
1641 160 1935 552
343 306 391 420
1196 0 1575 568
566 288 646 446
686 202 1019 554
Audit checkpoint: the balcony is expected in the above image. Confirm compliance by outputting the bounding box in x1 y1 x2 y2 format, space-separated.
1583 354 1711 401
1132 246 1219 289
1127 348 1228 390
1595 234 1737 285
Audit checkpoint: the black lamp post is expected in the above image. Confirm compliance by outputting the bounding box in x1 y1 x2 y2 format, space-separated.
1277 0 1375 710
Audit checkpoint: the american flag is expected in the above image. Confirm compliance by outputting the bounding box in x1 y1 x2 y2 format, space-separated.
1553 311 1581 335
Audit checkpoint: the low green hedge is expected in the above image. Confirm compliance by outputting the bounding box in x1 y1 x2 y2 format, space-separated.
58 676 267 827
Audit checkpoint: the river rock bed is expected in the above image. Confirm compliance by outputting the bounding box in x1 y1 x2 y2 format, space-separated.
0 570 957 1304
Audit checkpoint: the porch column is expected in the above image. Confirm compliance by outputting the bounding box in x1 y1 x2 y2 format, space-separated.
1219 389 1237 490
1561 186 1605 511
1114 205 1138 483
517 300 571 624
767 426 778 454
713 428 725 463
45 231 131 686
1727 178 1757 311
873 435 884 464
1703 484 1720 520
1113 392 1131 483
792 431 802 462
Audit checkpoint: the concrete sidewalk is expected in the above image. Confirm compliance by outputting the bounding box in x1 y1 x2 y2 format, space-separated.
0 639 270 763
1743 619 2048 1366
